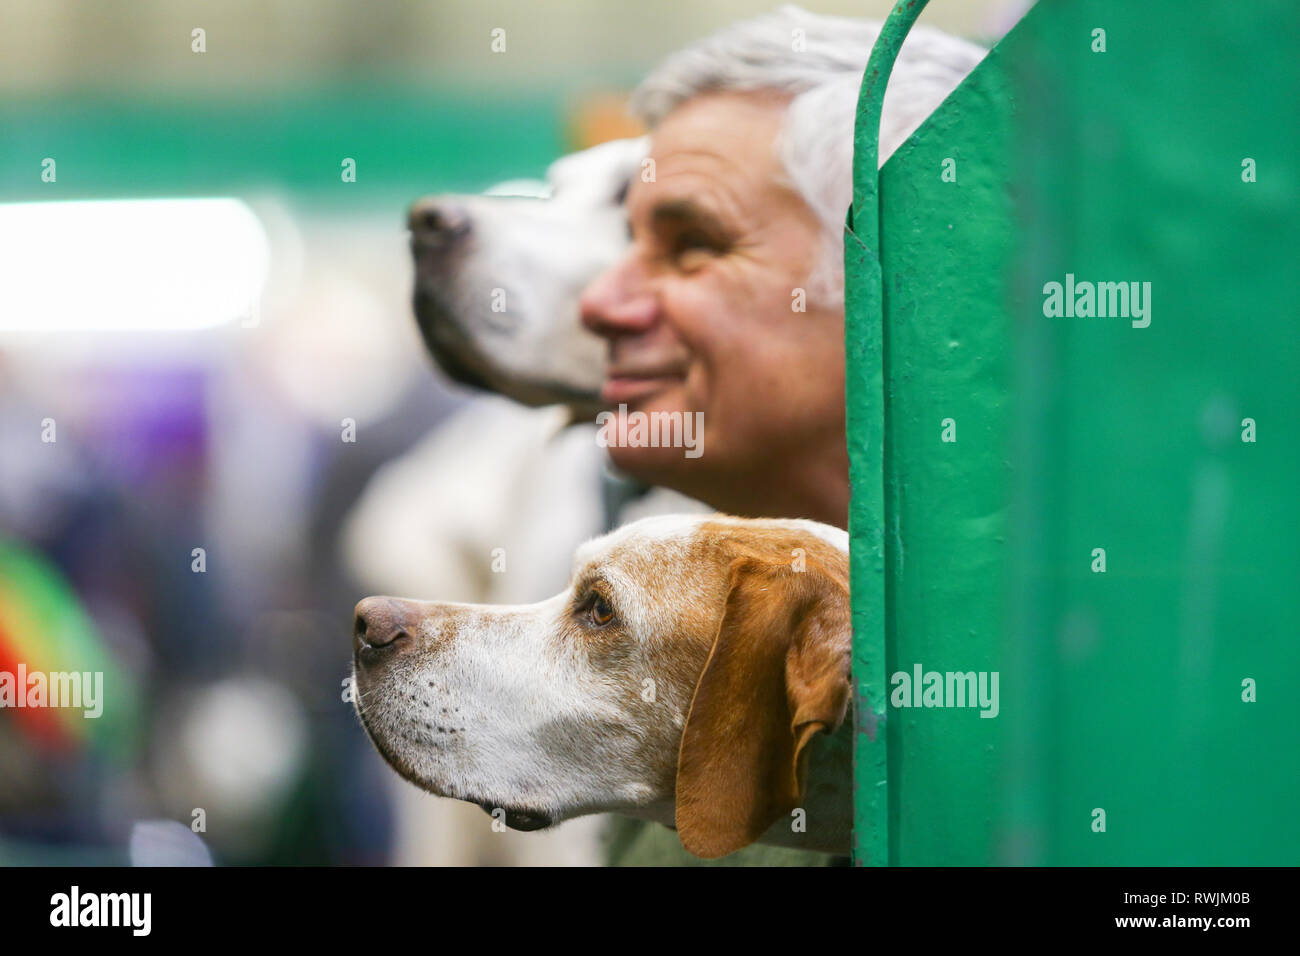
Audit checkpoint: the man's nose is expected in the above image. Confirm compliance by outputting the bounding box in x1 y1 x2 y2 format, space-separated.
353 596 420 658
580 256 658 337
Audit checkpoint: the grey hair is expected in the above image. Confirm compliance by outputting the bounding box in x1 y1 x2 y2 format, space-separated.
629 5 987 304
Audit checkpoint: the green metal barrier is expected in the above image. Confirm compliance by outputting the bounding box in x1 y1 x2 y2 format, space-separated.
847 0 1300 865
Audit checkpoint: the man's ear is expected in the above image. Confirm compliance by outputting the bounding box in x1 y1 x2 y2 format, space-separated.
675 555 851 859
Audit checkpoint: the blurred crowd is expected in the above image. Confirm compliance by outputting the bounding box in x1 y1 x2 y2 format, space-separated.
0 218 462 862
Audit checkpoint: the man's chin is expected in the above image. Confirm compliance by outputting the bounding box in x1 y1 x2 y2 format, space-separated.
602 423 704 482
606 440 676 475
595 386 709 470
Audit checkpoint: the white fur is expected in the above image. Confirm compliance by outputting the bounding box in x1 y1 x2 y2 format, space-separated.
341 403 706 866
411 137 645 401
352 513 850 846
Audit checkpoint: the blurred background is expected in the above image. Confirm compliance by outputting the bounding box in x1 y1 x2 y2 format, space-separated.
0 0 1024 865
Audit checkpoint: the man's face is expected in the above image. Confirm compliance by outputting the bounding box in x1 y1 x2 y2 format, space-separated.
579 91 846 501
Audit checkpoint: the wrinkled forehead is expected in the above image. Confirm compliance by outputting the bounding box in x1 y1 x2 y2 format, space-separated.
636 93 790 187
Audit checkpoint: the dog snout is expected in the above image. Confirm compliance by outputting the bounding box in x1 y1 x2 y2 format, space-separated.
353 596 419 658
408 197 471 246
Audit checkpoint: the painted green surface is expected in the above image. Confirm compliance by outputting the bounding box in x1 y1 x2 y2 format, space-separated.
844 0 928 866
1001 0 1300 865
849 0 1299 865
0 86 564 204
875 16 1018 867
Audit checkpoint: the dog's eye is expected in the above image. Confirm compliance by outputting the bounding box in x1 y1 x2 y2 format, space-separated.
589 595 614 627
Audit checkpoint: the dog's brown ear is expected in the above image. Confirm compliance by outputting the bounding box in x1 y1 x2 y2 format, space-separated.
675 554 851 859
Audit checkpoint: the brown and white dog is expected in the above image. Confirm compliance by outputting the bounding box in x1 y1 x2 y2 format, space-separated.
351 513 852 859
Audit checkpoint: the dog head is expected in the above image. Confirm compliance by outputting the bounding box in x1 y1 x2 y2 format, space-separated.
408 136 645 412
351 513 852 857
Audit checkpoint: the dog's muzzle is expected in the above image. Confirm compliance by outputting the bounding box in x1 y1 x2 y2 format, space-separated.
353 596 420 666
408 197 471 251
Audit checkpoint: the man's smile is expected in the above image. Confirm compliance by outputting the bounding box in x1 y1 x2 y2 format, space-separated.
601 369 686 404
600 352 690 404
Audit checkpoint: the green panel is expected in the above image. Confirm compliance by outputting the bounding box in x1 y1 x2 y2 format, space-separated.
874 25 1019 866
850 0 1299 865
1004 0 1300 865
0 86 564 205
849 0 1020 867
845 0 928 867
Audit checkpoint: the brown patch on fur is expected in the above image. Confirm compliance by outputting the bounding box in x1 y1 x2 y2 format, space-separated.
674 520 850 858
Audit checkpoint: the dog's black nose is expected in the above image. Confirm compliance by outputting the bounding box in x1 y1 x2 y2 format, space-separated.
408 198 470 243
353 597 416 655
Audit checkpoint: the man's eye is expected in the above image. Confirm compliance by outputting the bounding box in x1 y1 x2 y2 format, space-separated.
589 595 614 626
667 233 727 272
672 232 723 257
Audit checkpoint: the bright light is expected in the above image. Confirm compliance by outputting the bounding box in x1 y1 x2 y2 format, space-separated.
0 198 269 332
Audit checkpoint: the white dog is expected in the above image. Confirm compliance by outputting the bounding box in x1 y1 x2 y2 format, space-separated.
408 136 645 413
352 514 852 859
